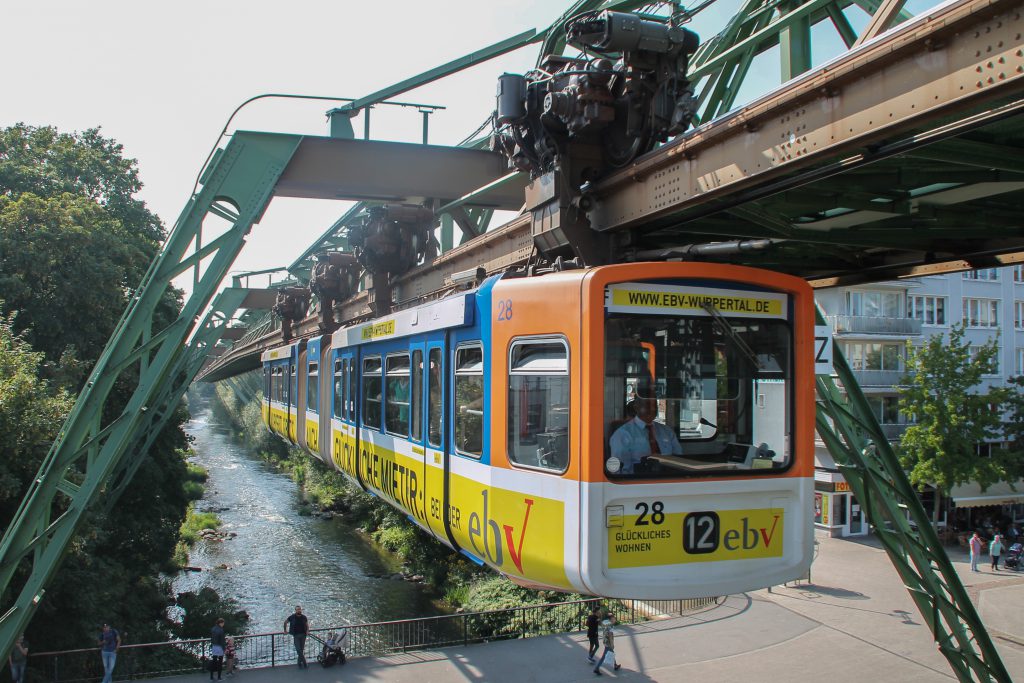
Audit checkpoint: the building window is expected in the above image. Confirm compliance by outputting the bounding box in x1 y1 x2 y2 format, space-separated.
842 342 903 371
846 290 901 317
385 354 411 437
908 295 947 326
1014 265 1023 282
969 345 1000 375
963 298 999 327
362 356 382 430
454 344 484 457
1015 301 1024 330
1016 348 1024 376
507 338 570 471
963 268 1000 281
866 396 904 424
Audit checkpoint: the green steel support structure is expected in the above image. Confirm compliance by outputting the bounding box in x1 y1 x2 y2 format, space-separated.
815 311 1012 682
0 132 303 654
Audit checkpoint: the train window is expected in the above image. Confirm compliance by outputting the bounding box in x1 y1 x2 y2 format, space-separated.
411 350 423 442
289 364 296 406
333 359 343 419
347 359 356 422
307 361 319 413
362 356 382 430
264 366 270 400
604 298 793 478
455 344 484 457
385 354 411 437
428 348 442 448
507 338 569 472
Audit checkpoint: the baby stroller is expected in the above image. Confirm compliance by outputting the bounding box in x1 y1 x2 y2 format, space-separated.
1004 543 1023 570
317 629 347 667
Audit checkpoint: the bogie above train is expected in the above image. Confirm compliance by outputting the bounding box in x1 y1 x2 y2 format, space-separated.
262 262 815 599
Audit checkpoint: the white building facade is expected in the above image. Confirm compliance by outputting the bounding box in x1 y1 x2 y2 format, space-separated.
812 264 1024 537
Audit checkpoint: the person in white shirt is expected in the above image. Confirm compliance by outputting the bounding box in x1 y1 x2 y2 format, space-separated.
608 398 682 473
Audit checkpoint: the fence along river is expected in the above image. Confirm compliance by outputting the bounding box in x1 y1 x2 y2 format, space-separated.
173 394 439 635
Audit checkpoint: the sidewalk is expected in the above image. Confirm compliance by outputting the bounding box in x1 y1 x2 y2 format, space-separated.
163 534 1024 682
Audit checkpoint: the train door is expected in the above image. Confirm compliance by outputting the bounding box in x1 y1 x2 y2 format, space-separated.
423 341 451 544
317 336 333 466
332 347 361 485
295 342 309 449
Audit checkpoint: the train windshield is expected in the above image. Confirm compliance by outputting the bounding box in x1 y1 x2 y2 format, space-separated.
603 282 793 479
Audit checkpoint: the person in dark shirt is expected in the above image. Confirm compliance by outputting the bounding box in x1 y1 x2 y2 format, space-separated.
98 624 120 683
284 606 309 669
585 605 602 663
8 634 27 683
210 617 226 680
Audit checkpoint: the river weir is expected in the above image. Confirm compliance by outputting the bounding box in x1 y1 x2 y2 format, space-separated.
173 394 438 635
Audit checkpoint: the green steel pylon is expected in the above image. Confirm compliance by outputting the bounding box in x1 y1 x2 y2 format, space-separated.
0 132 303 656
814 310 1011 682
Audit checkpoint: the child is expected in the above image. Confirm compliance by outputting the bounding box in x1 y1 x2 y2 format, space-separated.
224 638 237 676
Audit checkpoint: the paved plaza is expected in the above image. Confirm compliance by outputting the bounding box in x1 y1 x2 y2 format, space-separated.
162 533 1024 682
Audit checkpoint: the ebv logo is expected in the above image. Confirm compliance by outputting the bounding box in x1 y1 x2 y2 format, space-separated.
683 510 782 555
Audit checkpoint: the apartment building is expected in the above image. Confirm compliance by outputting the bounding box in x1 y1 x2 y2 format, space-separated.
812 264 1024 537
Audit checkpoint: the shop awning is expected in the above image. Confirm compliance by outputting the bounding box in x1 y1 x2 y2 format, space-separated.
951 481 1024 508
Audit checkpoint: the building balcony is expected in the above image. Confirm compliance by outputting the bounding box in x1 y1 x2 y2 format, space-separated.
829 315 922 336
880 423 910 441
849 369 907 387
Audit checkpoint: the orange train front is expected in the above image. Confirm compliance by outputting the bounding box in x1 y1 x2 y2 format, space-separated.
263 262 815 599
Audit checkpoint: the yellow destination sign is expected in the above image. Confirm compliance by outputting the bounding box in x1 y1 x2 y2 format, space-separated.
361 320 396 340
608 507 784 568
610 289 782 316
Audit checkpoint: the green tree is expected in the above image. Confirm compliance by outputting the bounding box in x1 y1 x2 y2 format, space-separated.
0 124 192 650
898 324 1014 522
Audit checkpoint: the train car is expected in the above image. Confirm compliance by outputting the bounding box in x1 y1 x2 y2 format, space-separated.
261 341 301 443
263 262 815 599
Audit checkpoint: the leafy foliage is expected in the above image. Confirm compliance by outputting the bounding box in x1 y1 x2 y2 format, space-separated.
0 123 194 650
898 324 1017 498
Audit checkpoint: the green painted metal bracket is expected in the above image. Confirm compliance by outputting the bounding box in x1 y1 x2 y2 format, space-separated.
813 308 1011 682
0 132 303 658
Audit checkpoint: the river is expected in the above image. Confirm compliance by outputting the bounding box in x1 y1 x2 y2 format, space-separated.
172 394 439 635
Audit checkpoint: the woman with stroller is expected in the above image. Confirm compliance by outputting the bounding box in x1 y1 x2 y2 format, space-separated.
990 534 1004 570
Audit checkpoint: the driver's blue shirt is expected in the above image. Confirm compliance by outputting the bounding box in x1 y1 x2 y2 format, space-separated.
609 417 682 472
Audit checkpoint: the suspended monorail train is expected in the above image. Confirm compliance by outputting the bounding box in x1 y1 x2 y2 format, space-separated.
261 262 815 599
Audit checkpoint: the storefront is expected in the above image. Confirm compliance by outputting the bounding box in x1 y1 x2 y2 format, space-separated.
814 472 869 537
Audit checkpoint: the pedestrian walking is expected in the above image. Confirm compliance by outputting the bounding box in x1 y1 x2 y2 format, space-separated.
585 605 601 663
98 623 121 683
8 634 27 683
210 617 226 680
224 637 238 676
284 605 309 669
593 613 622 676
990 534 1004 571
969 532 982 572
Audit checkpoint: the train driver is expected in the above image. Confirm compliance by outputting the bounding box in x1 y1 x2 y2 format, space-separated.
608 397 682 473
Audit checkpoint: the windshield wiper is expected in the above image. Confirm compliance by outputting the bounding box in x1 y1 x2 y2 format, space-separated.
701 302 762 370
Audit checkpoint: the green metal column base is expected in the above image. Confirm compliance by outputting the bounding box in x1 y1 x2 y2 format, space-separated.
814 310 1011 682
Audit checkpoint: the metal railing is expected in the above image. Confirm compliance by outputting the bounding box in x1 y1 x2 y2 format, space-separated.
828 315 922 336
26 597 719 682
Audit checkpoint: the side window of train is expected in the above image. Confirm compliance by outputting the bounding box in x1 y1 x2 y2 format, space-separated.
307 361 319 413
346 359 356 421
333 359 344 419
385 353 411 437
454 344 484 457
363 356 382 430
411 350 423 442
428 348 442 448
507 337 570 472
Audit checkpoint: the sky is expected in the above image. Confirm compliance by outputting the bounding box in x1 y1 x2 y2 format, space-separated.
1 0 939 298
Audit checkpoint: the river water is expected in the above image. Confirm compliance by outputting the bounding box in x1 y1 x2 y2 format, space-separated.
173 395 438 635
